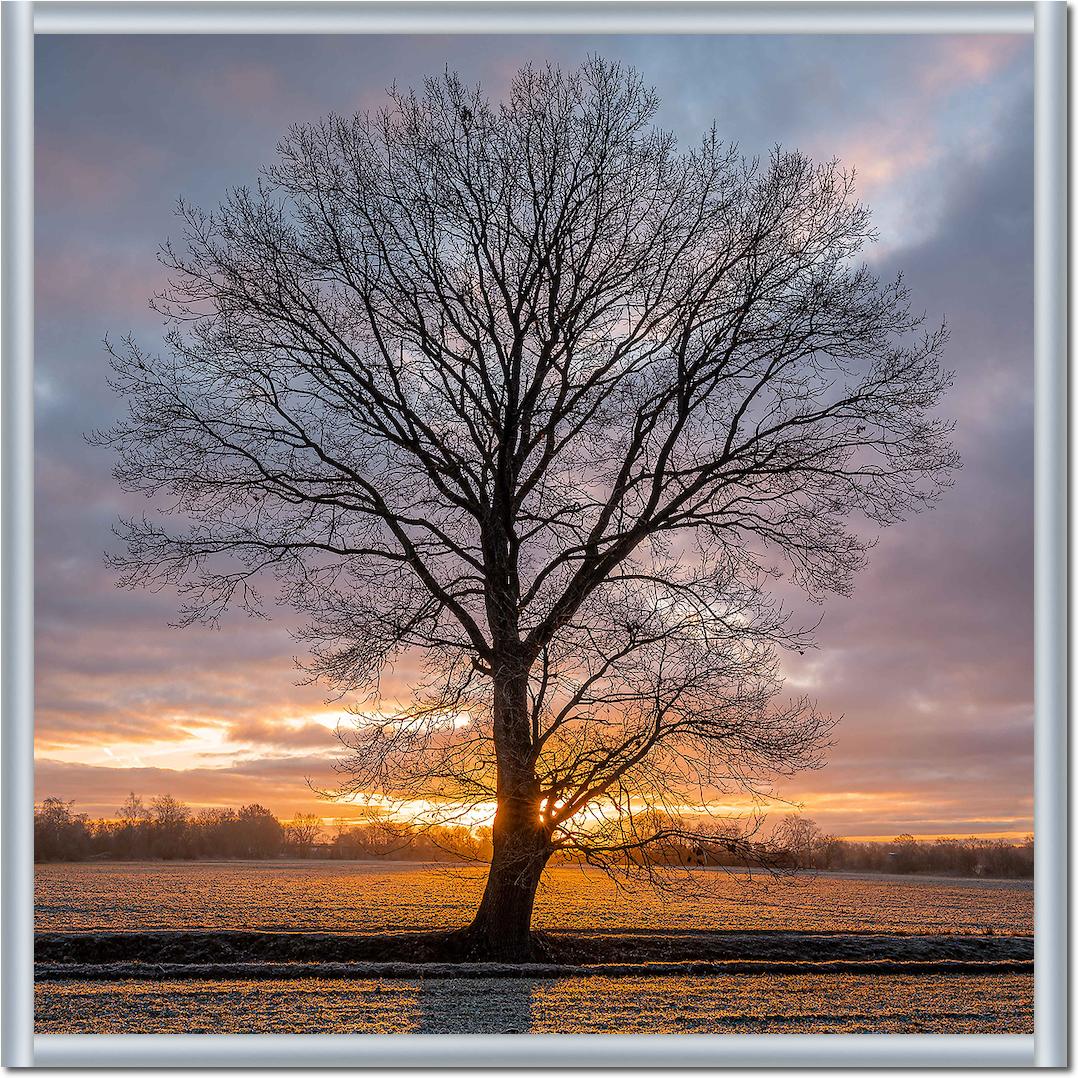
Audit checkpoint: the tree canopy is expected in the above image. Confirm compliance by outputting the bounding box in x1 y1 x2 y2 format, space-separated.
96 58 957 955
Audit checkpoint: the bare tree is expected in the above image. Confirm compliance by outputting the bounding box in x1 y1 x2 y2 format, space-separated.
118 792 150 827
95 59 956 959
771 813 826 869
283 812 324 852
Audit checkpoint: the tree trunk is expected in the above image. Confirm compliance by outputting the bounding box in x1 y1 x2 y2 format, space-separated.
452 662 550 961
456 818 549 960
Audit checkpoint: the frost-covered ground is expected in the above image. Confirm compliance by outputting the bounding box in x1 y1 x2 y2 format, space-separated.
34 862 1034 1034
35 972 1033 1034
35 861 1033 934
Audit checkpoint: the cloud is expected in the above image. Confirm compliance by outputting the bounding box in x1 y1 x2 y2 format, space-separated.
916 35 1029 94
772 88 1034 835
36 132 167 211
33 33 1034 838
35 756 344 819
35 245 168 322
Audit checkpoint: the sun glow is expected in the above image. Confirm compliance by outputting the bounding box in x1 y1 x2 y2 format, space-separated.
34 711 1031 840
35 704 476 771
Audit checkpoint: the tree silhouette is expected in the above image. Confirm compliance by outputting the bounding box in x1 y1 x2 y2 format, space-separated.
772 813 826 869
284 812 325 853
96 59 957 958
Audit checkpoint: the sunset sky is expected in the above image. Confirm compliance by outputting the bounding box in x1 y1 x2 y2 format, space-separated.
35 32 1033 839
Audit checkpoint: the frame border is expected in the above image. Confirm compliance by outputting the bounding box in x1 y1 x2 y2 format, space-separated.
1032 0 1068 1067
30 1 1036 34
2 0 35 1069
3 0 1064 1068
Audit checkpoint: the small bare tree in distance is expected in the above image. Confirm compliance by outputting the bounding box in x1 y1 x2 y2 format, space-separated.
284 812 324 852
95 59 957 959
772 814 827 869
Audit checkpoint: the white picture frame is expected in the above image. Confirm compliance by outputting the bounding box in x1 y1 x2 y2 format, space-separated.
2 1 1066 1067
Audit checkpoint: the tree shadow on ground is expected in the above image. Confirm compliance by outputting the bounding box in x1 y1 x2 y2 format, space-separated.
414 976 535 1034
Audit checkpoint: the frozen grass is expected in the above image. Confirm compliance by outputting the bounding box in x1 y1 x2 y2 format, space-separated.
34 862 1035 1034
35 972 1035 1035
35 861 1034 935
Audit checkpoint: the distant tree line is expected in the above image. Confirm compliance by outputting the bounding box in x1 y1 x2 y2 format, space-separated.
665 815 1033 879
814 832 1033 878
820 833 1033 878
34 798 1031 878
33 795 491 864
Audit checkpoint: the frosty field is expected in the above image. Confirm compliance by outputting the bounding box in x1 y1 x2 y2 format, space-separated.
34 861 1034 1035
35 859 1033 934
37 972 1032 1035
